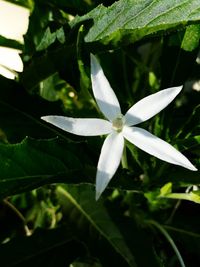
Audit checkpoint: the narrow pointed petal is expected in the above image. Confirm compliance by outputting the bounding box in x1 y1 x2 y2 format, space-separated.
96 132 124 200
0 64 17 80
0 1 29 42
41 116 112 136
123 126 197 171
0 47 23 72
91 54 121 121
125 86 182 126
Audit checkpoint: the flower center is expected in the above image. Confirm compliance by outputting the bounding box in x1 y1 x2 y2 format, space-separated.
112 115 124 132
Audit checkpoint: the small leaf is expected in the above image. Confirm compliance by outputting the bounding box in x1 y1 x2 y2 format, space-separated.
36 27 57 51
160 182 172 196
56 27 65 44
181 25 200 52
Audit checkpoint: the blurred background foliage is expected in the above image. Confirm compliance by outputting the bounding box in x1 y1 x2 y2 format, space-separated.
0 0 200 266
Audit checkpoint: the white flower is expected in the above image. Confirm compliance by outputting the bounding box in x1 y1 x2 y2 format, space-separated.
41 54 197 200
0 1 30 79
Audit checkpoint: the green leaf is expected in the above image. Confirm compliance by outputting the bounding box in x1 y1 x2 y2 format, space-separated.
71 0 200 47
0 76 63 142
57 184 137 267
39 72 66 102
0 227 85 267
36 27 66 51
36 27 57 51
0 137 87 198
0 35 23 50
160 182 172 196
163 191 200 204
5 0 33 9
20 44 76 90
159 183 200 204
181 24 200 51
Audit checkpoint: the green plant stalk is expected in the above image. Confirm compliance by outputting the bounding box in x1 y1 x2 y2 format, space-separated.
121 145 128 169
76 25 101 115
147 220 186 267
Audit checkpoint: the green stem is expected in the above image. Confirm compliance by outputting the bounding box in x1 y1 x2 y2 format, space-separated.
166 199 182 224
121 145 128 169
147 220 186 267
76 25 99 112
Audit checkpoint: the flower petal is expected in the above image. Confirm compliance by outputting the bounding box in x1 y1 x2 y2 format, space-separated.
41 116 112 136
123 126 197 171
0 64 17 80
0 47 23 72
0 1 29 42
96 132 124 200
91 54 121 121
125 86 182 126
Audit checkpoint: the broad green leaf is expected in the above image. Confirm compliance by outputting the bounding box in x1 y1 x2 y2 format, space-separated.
0 227 85 267
57 184 137 267
0 137 86 198
181 25 200 51
71 0 200 47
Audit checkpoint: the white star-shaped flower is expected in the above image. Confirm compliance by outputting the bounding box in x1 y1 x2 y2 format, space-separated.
41 54 197 200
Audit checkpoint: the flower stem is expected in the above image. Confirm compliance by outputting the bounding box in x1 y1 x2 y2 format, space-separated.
121 145 128 169
147 220 186 267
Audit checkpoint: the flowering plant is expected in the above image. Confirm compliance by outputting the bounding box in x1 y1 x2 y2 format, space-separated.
0 1 199 266
42 54 196 199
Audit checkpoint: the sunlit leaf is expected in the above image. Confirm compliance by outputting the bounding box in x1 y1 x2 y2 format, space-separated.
163 191 200 204
71 0 200 47
160 182 172 196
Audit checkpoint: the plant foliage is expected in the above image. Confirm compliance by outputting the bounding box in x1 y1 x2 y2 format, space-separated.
0 0 200 267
